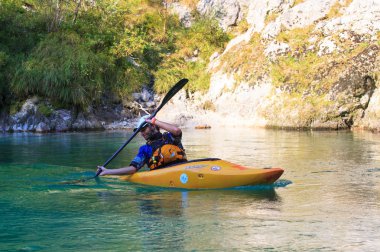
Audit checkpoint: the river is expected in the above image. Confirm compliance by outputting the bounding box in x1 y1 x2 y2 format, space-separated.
0 128 379 251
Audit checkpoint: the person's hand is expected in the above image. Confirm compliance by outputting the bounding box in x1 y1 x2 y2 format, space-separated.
96 166 108 176
145 117 157 125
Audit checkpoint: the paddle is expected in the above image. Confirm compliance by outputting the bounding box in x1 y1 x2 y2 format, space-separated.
61 78 188 184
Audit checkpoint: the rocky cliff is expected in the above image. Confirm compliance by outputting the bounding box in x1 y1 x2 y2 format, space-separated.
162 0 380 131
2 0 379 132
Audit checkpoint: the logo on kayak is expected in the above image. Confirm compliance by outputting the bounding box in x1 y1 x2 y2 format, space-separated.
185 165 207 170
180 173 188 184
211 166 221 171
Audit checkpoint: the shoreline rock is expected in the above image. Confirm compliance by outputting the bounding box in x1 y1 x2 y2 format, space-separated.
0 87 157 133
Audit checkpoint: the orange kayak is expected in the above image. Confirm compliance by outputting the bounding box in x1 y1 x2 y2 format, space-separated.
119 158 284 189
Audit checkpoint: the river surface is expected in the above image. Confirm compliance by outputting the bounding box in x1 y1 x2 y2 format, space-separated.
0 128 379 251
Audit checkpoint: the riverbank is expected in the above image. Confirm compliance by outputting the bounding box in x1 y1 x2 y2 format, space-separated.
2 90 380 133
0 86 158 133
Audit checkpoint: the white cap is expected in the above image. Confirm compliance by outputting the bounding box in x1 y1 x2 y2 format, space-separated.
133 115 150 132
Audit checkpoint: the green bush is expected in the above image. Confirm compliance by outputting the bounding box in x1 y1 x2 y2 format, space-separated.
37 103 53 117
0 0 47 108
12 32 106 108
1 0 231 110
202 100 216 111
154 17 229 93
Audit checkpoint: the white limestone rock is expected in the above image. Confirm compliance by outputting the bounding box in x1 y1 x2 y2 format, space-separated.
207 72 236 99
317 0 380 36
264 40 291 60
262 0 337 39
247 0 293 33
317 37 339 56
197 0 245 30
169 2 193 28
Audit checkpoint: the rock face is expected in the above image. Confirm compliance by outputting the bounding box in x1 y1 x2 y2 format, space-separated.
169 2 193 28
0 87 157 132
160 0 380 131
197 0 249 30
2 0 379 132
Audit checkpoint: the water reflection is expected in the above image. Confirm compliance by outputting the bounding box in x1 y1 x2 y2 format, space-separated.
90 185 284 251
93 184 281 218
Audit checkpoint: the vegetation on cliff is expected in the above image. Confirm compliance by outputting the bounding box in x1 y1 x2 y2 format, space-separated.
0 0 228 111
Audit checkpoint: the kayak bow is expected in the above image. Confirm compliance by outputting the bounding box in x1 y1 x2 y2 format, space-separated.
119 158 284 189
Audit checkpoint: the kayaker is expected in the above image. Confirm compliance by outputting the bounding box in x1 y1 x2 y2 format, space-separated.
96 115 187 176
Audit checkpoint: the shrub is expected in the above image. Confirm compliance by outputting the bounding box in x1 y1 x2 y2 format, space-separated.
37 103 53 117
11 32 107 108
154 17 229 93
202 100 216 111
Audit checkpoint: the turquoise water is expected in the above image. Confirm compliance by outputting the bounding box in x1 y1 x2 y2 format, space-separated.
1 128 380 251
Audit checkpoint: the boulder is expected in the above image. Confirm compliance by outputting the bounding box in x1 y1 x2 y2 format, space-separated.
169 2 193 27
50 110 72 132
197 0 244 30
317 0 380 36
35 122 51 132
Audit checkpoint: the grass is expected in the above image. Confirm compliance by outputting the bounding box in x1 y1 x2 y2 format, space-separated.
270 51 328 92
178 0 198 9
201 100 216 111
154 17 229 93
265 12 278 25
292 0 306 7
9 102 22 115
217 33 268 85
326 0 353 19
269 20 375 94
277 25 316 52
37 103 53 117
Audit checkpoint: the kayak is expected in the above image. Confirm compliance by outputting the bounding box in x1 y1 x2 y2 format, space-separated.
119 158 284 189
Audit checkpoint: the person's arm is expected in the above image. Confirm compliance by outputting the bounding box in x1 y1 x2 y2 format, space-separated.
96 145 148 176
145 117 182 137
97 165 137 176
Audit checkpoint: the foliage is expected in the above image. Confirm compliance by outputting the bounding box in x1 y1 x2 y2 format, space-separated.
0 51 10 107
178 0 198 9
37 103 53 117
9 101 22 115
270 51 327 92
271 27 373 94
217 33 268 85
12 32 107 108
0 0 229 111
265 12 279 25
292 0 306 7
154 17 230 93
201 100 216 111
277 25 315 52
326 0 353 19
0 0 46 108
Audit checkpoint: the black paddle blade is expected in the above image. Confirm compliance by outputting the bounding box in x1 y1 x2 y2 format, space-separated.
152 78 188 117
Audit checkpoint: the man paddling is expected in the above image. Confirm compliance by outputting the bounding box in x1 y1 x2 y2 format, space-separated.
96 115 187 176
